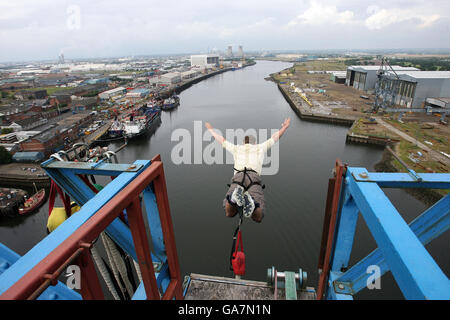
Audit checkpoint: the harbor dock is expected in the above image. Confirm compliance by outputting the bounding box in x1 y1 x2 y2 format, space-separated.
0 188 27 217
273 63 449 182
0 163 49 188
277 83 356 126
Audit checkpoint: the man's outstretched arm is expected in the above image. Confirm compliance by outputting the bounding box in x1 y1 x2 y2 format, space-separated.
271 118 291 142
205 122 225 144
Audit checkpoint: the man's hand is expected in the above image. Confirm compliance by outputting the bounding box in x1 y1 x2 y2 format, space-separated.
272 117 291 142
282 118 291 129
205 121 225 144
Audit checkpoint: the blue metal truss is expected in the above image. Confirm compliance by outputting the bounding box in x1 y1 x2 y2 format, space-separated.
0 157 171 299
326 167 450 300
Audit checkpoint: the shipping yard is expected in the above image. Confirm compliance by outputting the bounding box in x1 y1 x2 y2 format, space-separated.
271 59 450 198
0 52 255 217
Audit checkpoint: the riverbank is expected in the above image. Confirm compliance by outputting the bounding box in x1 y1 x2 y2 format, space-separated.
0 62 257 188
162 61 256 98
0 188 27 217
0 163 50 188
277 83 356 126
272 62 448 203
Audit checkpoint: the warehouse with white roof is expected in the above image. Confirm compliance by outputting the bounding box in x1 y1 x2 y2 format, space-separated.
382 71 450 108
345 65 420 92
98 87 126 100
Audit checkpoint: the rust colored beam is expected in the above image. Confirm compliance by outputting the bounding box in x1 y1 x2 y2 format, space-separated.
127 197 160 300
1 161 163 300
76 248 104 300
27 247 85 300
153 165 183 300
2 157 182 301
161 279 179 300
318 178 336 271
316 159 346 300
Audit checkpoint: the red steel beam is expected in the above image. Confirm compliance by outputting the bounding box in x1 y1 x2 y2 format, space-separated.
26 247 84 300
318 178 336 271
152 162 183 300
316 159 345 300
161 279 179 300
127 197 160 300
77 247 104 300
1 158 178 300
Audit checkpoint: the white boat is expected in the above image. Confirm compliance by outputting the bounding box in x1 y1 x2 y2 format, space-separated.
162 95 180 110
123 119 146 139
108 120 124 138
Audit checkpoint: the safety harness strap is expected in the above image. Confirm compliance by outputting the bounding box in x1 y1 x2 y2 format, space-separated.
48 180 72 217
229 208 244 272
229 167 265 191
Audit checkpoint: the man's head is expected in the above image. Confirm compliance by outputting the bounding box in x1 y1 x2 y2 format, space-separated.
244 135 256 144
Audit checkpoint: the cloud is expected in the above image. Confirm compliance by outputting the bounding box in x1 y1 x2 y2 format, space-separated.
364 6 441 30
0 0 448 61
288 1 443 30
288 1 355 26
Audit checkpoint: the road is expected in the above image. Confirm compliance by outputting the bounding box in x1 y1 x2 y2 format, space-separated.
376 117 450 165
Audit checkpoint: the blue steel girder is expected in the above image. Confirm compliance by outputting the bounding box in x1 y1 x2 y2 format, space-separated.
351 170 450 189
0 160 151 295
333 193 450 295
0 158 172 299
41 158 167 264
327 167 450 300
0 244 81 300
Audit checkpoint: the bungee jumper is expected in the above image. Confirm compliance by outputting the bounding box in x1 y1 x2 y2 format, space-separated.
205 118 291 223
205 119 290 277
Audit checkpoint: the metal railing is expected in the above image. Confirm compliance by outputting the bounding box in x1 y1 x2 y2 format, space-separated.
317 160 450 300
0 154 183 300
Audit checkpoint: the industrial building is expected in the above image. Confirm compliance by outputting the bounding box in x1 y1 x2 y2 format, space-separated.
226 46 233 57
329 71 347 84
126 88 150 99
346 65 419 92
425 97 450 109
19 113 93 156
237 45 244 58
98 87 126 100
161 72 182 84
190 54 220 68
149 72 182 86
181 70 199 79
380 71 450 108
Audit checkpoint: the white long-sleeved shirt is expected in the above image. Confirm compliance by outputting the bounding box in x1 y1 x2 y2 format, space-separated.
222 138 276 176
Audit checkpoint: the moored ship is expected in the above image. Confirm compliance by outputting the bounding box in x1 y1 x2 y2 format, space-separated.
162 95 180 110
107 119 124 139
123 105 161 139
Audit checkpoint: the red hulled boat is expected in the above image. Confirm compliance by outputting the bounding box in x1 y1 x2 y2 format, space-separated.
18 188 46 216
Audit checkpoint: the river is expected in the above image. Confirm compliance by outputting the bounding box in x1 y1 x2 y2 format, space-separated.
1 60 447 300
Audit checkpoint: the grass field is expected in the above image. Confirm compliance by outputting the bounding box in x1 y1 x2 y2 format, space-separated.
20 86 71 95
386 119 450 155
293 59 348 72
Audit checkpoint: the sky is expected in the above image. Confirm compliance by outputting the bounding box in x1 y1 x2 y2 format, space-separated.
0 0 449 62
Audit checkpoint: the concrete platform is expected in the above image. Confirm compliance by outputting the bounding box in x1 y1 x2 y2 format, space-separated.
184 274 316 300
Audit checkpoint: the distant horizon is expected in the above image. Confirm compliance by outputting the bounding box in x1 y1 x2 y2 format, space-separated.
1 1 449 64
2 47 450 65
